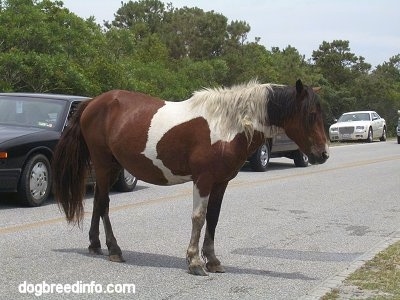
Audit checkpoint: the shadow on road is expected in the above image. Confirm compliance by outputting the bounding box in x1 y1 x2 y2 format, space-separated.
53 248 315 280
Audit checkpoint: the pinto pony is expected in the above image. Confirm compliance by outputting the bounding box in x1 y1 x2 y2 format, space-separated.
52 80 329 276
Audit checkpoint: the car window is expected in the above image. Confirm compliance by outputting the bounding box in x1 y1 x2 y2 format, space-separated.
338 113 370 122
0 98 65 129
61 101 82 130
372 113 380 120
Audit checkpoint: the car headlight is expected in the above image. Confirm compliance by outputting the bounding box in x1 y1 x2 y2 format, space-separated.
355 126 365 132
330 127 338 132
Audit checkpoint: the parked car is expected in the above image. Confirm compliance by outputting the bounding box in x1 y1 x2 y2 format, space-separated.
249 130 308 172
0 93 137 207
329 111 386 143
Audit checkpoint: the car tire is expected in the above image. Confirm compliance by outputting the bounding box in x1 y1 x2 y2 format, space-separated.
366 127 373 143
18 154 51 207
397 136 400 144
293 150 309 167
249 143 270 172
379 127 387 141
113 169 138 192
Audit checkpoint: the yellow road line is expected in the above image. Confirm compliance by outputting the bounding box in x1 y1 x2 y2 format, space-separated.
0 216 65 234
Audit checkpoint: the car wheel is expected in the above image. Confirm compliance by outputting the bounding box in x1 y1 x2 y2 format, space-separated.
379 127 387 141
293 150 309 167
366 127 373 143
398 136 400 144
18 154 51 207
249 143 270 172
113 169 138 192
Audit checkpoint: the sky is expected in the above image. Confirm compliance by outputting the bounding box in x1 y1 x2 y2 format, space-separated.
61 0 399 68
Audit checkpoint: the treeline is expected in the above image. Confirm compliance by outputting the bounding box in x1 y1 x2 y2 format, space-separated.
0 0 399 134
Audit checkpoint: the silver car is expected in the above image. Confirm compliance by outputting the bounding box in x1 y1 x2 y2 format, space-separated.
249 131 308 172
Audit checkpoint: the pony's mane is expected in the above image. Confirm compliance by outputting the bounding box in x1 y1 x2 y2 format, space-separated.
189 80 273 142
266 84 320 128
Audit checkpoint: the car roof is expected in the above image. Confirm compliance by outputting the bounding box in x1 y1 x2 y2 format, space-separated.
342 111 376 115
0 92 90 102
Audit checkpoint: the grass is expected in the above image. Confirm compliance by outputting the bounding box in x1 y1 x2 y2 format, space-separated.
322 241 400 299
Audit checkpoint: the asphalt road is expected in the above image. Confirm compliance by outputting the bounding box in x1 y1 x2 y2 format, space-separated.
1 141 399 299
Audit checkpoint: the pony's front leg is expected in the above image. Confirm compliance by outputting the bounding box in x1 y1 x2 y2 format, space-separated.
202 181 228 273
186 184 209 276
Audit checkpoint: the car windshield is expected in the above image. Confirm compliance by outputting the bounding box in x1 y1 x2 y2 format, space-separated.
338 113 371 122
0 97 66 129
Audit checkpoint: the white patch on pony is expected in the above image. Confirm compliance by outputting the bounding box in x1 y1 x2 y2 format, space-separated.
142 81 278 184
142 101 197 185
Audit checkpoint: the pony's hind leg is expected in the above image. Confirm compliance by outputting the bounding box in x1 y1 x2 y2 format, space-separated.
102 208 125 262
202 181 228 273
88 192 103 255
88 158 124 262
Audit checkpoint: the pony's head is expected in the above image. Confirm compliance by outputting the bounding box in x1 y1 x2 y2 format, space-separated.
267 80 329 165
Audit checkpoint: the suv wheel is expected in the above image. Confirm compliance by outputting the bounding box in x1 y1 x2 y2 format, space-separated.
366 127 373 143
293 150 309 167
249 143 270 172
113 169 138 192
379 127 386 141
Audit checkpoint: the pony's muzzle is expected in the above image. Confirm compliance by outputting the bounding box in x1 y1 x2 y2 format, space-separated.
308 145 329 165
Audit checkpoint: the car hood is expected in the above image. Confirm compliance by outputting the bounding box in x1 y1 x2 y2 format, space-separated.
330 121 369 128
0 125 45 144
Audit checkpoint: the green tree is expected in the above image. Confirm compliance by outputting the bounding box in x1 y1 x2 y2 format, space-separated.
108 0 165 39
0 0 397 139
270 46 321 85
354 54 400 135
312 40 371 86
226 20 251 47
162 6 228 60
0 0 110 95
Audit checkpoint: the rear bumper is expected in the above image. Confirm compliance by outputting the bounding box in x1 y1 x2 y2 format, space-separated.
0 168 21 192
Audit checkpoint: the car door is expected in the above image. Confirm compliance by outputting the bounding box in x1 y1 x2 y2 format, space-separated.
371 112 383 136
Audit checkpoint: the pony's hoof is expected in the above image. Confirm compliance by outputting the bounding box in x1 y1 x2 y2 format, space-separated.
88 247 103 255
206 262 225 273
109 254 125 262
188 265 208 276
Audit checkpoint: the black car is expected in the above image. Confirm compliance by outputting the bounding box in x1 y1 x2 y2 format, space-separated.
0 93 137 206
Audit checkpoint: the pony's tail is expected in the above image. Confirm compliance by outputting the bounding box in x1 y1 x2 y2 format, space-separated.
52 100 92 226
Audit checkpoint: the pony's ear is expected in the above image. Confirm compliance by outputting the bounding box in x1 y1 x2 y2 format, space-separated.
296 79 303 94
313 86 322 93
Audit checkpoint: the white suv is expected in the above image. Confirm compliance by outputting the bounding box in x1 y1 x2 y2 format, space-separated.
249 131 308 172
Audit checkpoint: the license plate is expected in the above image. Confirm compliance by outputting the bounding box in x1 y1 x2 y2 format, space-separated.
342 134 351 139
